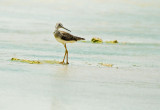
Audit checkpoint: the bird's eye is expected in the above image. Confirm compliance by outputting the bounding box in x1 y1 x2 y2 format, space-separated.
59 24 63 27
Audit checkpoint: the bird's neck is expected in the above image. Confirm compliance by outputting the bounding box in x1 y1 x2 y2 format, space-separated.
55 27 60 32
54 28 60 35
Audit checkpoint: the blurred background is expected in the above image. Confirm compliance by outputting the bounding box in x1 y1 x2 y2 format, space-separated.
1 0 160 43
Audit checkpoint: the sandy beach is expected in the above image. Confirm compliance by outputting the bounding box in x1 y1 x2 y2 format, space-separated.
1 63 160 110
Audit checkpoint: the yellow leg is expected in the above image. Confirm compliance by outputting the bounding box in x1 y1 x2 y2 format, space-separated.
60 44 67 64
66 49 69 64
62 49 67 63
65 44 69 64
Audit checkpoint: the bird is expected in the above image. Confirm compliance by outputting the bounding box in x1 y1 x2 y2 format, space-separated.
53 23 85 64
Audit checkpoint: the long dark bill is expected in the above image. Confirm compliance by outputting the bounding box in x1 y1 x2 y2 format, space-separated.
62 27 71 32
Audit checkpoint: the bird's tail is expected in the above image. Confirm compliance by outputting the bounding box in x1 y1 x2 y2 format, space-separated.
75 36 85 41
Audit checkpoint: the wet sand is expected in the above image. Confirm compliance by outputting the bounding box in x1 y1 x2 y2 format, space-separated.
0 63 160 110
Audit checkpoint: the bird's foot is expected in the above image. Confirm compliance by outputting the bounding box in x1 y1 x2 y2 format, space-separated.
60 61 65 65
59 61 69 65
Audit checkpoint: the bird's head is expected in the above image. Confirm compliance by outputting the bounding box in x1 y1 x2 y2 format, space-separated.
55 23 71 32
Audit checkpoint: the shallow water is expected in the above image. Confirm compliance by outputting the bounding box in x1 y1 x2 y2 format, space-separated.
0 0 160 110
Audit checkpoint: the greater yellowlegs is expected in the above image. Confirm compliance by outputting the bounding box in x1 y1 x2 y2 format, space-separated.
53 23 85 64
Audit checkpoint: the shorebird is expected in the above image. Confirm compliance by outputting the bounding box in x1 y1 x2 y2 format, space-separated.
53 23 85 64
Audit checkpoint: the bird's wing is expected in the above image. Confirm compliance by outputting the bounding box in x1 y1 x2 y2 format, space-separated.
60 31 85 41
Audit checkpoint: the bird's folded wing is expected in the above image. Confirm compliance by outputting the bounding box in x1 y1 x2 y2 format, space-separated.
60 31 85 41
60 31 77 41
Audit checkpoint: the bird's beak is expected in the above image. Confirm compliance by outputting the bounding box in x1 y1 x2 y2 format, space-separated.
62 26 71 32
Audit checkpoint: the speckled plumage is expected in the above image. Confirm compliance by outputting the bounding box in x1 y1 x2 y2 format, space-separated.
54 30 85 44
